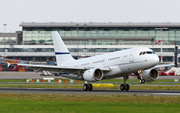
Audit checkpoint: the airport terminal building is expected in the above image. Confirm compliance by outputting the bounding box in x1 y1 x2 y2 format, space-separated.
0 22 180 63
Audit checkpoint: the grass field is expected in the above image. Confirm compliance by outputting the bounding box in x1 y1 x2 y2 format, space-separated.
1 100 180 113
0 93 180 113
0 78 180 90
0 78 180 84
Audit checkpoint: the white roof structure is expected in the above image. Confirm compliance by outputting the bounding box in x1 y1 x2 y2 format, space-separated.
20 22 180 27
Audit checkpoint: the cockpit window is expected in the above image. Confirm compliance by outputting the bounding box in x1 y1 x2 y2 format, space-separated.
139 51 154 55
146 51 152 54
139 51 145 55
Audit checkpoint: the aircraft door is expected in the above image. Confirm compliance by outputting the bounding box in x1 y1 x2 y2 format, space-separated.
129 49 136 62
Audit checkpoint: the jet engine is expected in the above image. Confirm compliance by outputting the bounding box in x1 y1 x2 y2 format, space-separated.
83 68 103 82
142 69 159 82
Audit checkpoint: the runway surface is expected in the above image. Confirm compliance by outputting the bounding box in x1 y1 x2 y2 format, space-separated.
0 87 180 96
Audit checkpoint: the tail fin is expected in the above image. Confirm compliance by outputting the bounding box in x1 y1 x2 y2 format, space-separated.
52 31 75 66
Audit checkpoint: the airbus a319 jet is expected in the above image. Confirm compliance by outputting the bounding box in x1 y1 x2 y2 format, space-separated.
18 31 174 91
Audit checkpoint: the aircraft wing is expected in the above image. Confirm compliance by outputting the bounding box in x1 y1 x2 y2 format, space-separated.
152 63 174 69
17 64 110 75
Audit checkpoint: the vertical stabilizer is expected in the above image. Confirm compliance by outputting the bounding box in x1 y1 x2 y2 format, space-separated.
52 31 75 66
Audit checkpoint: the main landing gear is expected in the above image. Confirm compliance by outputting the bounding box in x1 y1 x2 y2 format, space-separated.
120 74 130 91
83 83 93 91
120 84 130 91
83 74 131 91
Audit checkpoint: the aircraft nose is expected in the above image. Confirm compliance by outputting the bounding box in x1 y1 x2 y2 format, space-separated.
154 55 159 64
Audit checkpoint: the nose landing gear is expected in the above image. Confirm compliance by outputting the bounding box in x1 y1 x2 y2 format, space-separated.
139 79 145 84
135 70 146 84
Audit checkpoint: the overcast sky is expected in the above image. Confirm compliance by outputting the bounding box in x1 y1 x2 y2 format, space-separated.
0 0 180 32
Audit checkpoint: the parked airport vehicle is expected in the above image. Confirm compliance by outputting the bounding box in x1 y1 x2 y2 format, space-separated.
17 31 174 91
0 58 28 71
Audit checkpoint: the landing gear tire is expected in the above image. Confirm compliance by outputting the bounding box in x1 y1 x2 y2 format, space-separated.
120 84 130 91
89 84 93 91
83 84 88 91
140 79 145 84
83 84 93 91
124 84 130 91
120 84 125 91
143 80 145 84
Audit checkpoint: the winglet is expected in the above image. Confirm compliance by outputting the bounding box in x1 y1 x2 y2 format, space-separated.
7 62 17 67
7 62 10 67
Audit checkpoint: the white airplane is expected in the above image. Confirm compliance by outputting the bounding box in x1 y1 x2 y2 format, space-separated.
18 31 174 91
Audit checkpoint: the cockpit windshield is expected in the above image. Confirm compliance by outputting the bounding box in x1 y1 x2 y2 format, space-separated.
146 51 152 54
139 51 155 55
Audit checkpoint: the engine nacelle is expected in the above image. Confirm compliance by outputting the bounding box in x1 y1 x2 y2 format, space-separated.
142 69 159 82
83 68 103 82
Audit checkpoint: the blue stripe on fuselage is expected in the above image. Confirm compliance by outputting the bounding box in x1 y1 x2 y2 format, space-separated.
55 52 70 55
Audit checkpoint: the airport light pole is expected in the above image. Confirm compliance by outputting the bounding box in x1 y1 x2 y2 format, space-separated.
155 27 168 62
84 22 87 56
3 23 7 59
76 23 79 59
